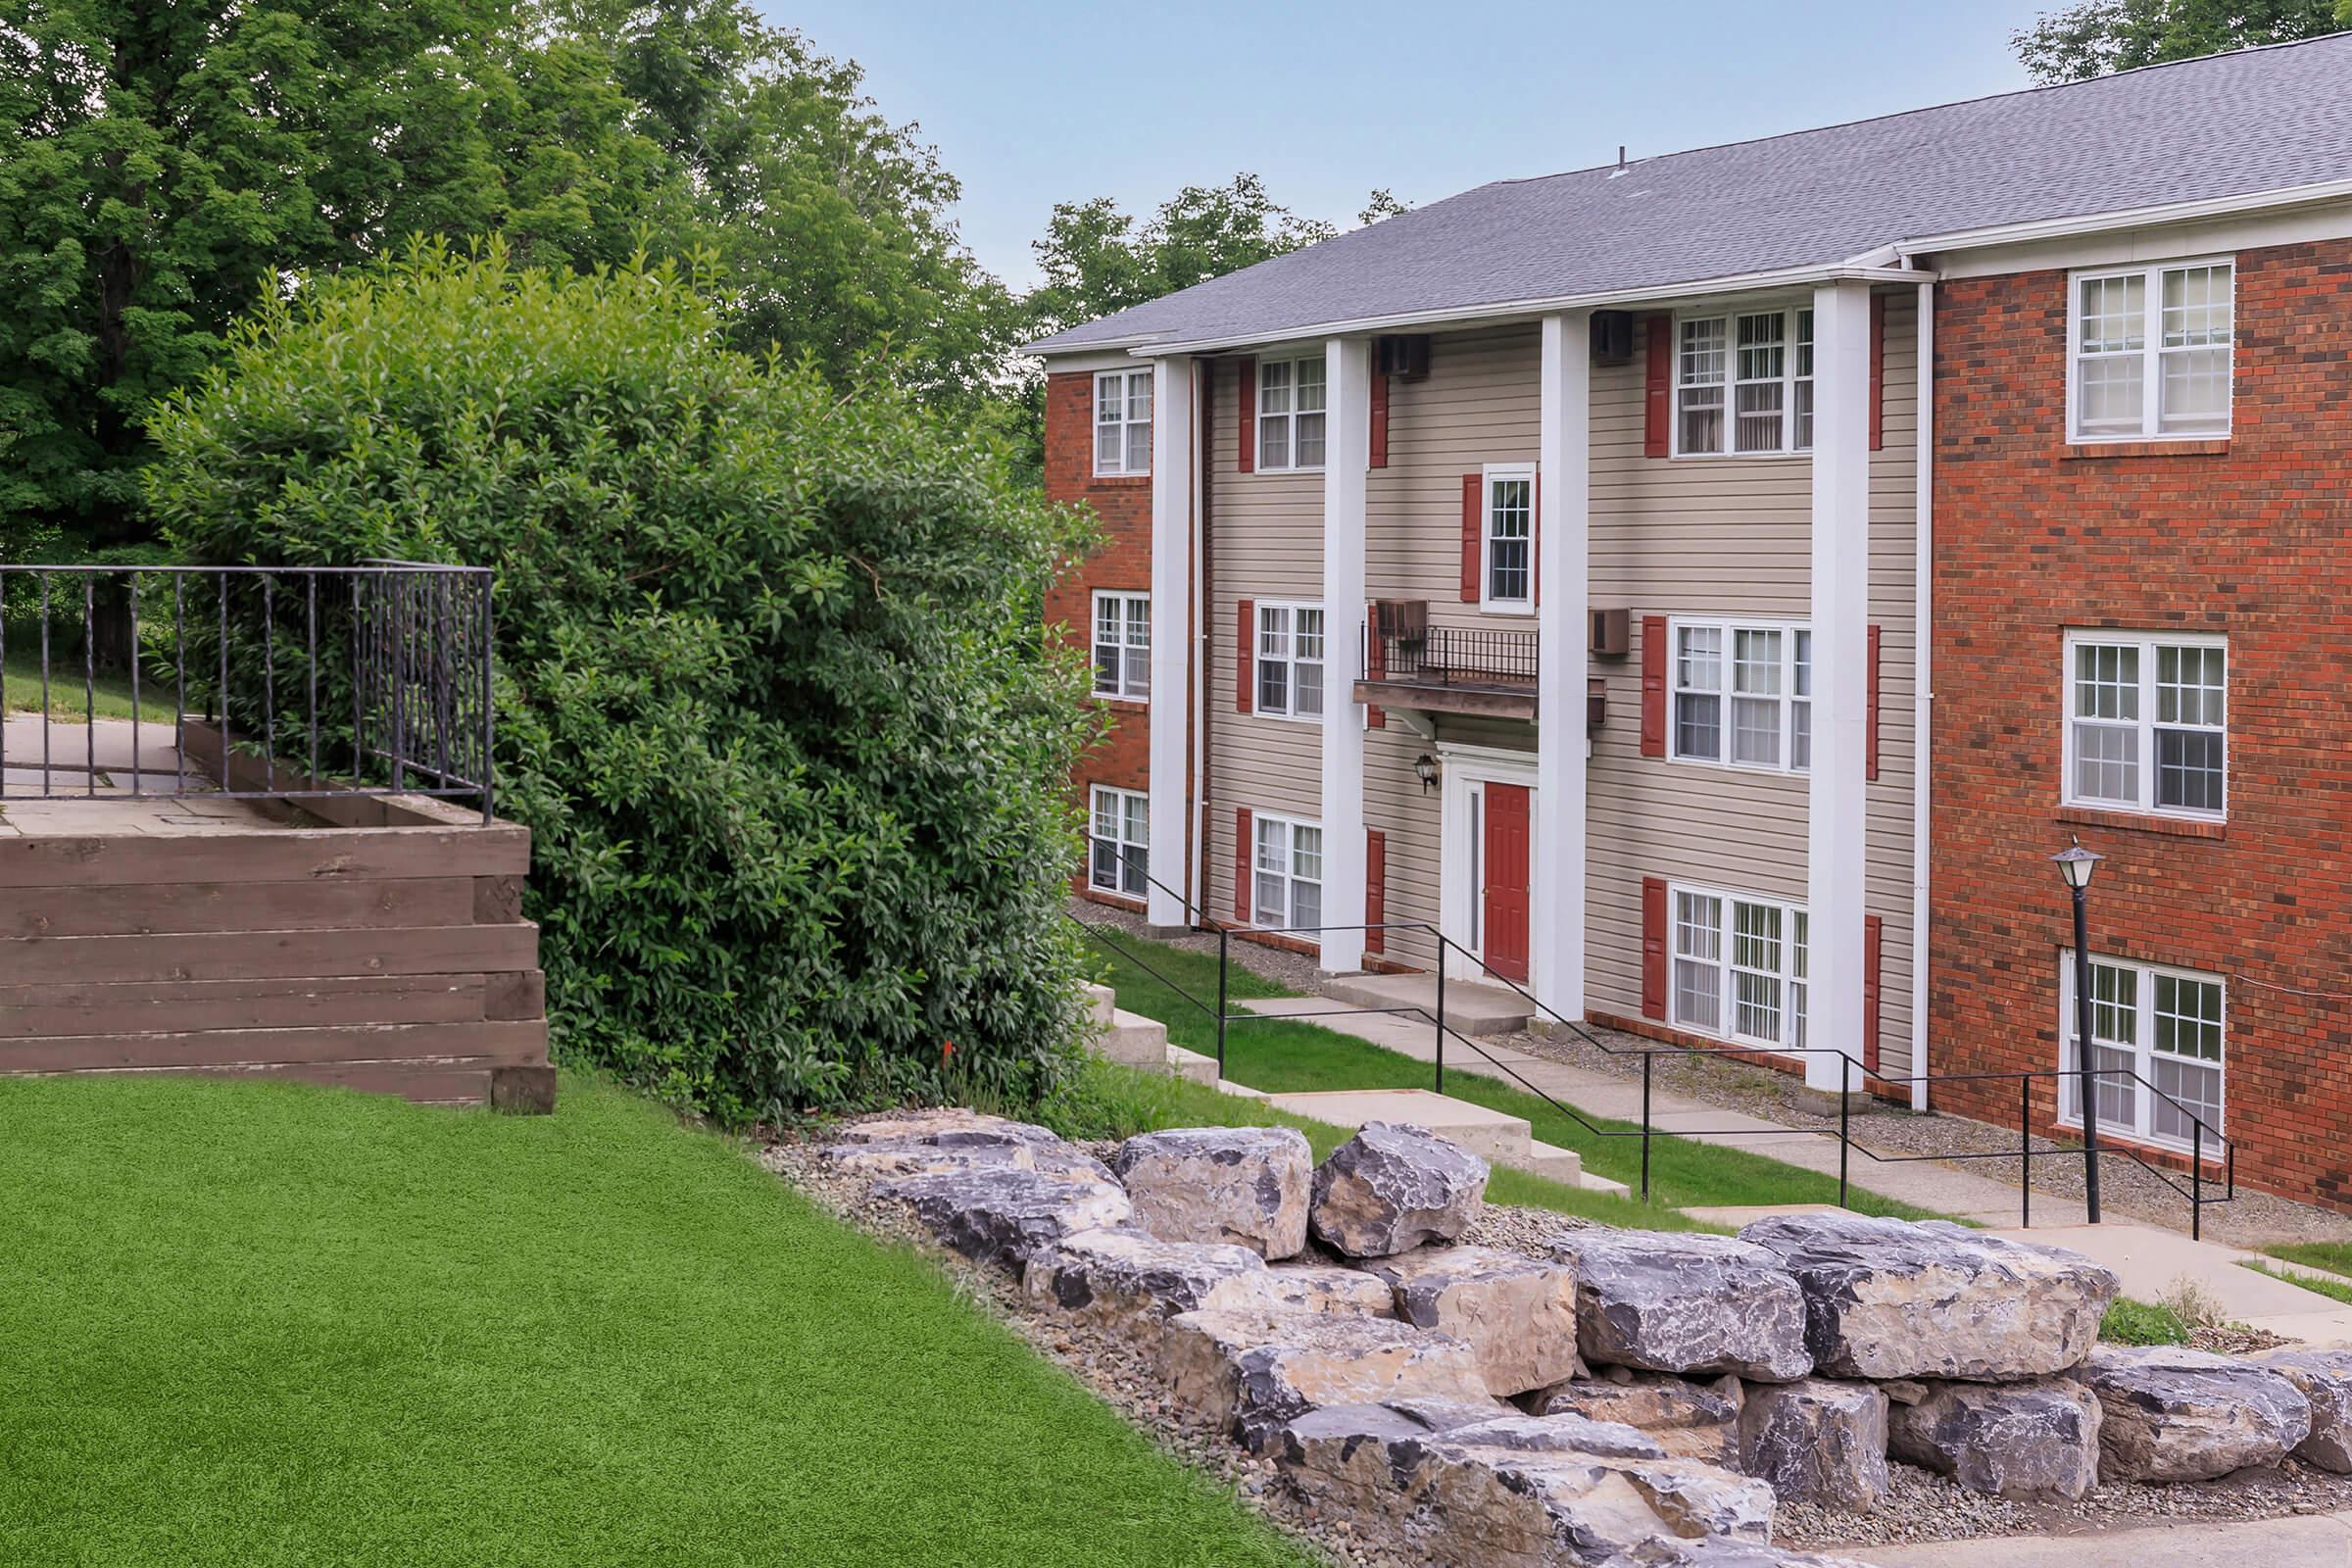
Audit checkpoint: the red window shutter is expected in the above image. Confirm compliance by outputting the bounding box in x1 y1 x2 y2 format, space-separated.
1639 615 1668 757
1369 370 1390 469
1236 599 1254 713
1865 623 1882 781
1237 358 1256 473
1233 808 1252 922
1365 829 1387 955
1863 913 1884 1074
1868 293 1886 453
1368 703 1386 729
1643 315 1673 459
1641 877 1668 1019
1459 473 1482 602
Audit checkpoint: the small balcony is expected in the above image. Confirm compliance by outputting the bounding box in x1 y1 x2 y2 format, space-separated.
1357 607 1539 722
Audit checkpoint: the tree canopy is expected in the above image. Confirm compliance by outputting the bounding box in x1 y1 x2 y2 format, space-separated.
2014 0 2350 82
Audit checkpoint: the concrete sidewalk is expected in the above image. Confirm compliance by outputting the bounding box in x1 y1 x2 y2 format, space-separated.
1848 1510 2352 1566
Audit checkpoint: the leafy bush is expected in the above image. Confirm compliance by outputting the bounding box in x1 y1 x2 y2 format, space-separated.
146 242 1102 1121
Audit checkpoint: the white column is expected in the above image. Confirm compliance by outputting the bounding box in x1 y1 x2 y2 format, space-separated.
1146 354 1196 930
1318 337 1372 972
1534 311 1591 1021
1806 282 1873 1091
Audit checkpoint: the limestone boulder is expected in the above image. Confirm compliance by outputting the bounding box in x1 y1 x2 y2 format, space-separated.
1020 1226 1269 1333
1112 1126 1313 1258
1738 1213 2117 1381
2263 1348 2352 1472
1737 1378 1889 1511
1443 1412 1667 1460
1250 1261 1399 1317
1310 1123 1489 1258
2075 1346 2313 1482
1386 1395 1524 1430
1885 1378 2102 1500
1364 1244 1581 1396
1553 1231 1810 1382
1594 1540 1882 1568
870 1165 1130 1268
1525 1372 1745 1467
1159 1306 1491 1452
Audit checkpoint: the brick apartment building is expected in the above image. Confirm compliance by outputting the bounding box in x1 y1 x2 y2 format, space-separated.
1032 37 2352 1209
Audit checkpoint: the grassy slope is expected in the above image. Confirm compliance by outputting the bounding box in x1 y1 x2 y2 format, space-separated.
2 647 176 722
2263 1241 2352 1279
0 1073 1311 1568
1085 932 1942 1222
2244 1259 2352 1305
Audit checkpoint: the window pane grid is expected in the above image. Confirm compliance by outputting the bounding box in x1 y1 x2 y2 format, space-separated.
1674 620 1804 773
1257 357 1326 470
1088 786 1149 896
1255 602 1323 720
2074 264 2230 438
2067 636 2225 817
1680 309 1808 454
1487 475 1533 604
1091 592 1150 700
2063 956 2225 1150
1094 370 1152 476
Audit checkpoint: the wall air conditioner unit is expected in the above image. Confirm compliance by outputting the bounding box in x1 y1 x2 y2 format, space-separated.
1591 311 1636 366
1376 334 1432 381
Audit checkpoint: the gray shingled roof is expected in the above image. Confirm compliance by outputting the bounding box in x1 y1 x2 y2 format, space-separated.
1027 35 2352 355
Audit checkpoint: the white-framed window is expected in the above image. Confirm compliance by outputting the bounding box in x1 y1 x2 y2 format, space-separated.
2059 953 2225 1153
1676 307 1813 456
1671 883 1809 1052
2070 259 2233 441
1670 618 1810 773
1254 601 1325 720
2062 631 2226 819
1482 465 1535 612
1256 355 1327 471
1094 368 1152 476
1088 785 1150 898
1252 813 1323 932
1091 590 1150 701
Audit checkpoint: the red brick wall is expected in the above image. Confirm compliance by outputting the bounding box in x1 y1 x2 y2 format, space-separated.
1044 369 1153 903
1931 238 2352 1208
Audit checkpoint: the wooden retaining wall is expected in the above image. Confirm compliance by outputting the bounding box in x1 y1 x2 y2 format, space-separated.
0 727 552 1109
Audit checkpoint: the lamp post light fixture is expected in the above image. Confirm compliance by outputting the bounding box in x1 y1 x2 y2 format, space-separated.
2051 838 2105 1225
1413 753 1441 793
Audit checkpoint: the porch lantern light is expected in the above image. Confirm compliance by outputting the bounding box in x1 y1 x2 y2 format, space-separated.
2051 841 2101 890
2049 835 2106 1225
1413 753 1441 793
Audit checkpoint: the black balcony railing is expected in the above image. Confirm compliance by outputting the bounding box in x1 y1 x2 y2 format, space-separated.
1364 622 1539 689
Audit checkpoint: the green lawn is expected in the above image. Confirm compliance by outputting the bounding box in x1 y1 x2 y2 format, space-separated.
2244 1258 2352 1305
0 1072 1312 1568
1085 932 1944 1222
2099 1297 2192 1346
2263 1241 2352 1280
3 646 177 722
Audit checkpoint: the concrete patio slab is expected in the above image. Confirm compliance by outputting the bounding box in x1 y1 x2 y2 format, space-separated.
1849 1510 2352 1566
1317 971 1533 1035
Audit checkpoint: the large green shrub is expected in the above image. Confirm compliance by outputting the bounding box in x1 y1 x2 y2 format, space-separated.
145 242 1102 1120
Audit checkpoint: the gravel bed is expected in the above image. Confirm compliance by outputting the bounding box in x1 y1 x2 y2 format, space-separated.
1505 1018 2352 1249
762 1112 2349 1559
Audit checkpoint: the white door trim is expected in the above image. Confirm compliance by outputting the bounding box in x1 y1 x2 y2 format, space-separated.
1437 743 1540 982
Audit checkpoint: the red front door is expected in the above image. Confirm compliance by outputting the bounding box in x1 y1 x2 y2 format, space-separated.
1482 782 1532 984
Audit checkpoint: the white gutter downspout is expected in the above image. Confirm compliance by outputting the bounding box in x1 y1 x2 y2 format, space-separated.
1910 276 1934 1112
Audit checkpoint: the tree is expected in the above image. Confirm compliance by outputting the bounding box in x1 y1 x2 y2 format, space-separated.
2013 0 2350 82
147 243 1101 1121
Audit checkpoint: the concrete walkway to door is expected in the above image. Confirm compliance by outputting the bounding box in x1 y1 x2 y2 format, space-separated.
1846 1510 2352 1567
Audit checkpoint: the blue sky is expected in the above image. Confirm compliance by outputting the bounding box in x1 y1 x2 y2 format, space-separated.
767 1 2058 289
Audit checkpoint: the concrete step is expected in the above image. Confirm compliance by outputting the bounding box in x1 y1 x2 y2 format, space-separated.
1164 1042 1220 1087
1319 971 1534 1037
1101 1006 1171 1068
1084 982 1116 1032
1265 1087 1533 1165
1214 1078 1269 1101
1520 1137 1586 1187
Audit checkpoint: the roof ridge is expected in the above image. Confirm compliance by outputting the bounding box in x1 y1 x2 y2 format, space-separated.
1493 30 2352 189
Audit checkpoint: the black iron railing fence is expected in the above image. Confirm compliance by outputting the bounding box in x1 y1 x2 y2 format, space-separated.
1364 622 1539 688
0 562 494 821
1072 838 2235 1239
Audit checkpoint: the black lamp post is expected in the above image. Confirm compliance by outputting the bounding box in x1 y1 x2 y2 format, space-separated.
2051 839 2105 1225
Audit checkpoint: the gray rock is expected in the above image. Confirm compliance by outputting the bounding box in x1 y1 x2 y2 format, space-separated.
1442 1412 1667 1460
1249 1261 1399 1317
1020 1226 1270 1335
869 1165 1131 1268
1737 1377 1890 1510
1738 1213 2117 1381
1112 1126 1313 1258
1158 1306 1491 1452
2076 1345 2313 1482
820 1135 1035 1178
1595 1540 1881 1568
2263 1348 2352 1472
1386 1395 1522 1430
1309 1122 1489 1258
1553 1231 1811 1382
1525 1372 1745 1467
1364 1244 1581 1396
1886 1378 2103 1500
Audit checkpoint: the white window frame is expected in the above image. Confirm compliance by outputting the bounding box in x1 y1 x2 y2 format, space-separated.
1088 785 1150 900
1667 616 1811 775
2067 257 2234 444
1090 590 1151 702
1673 304 1814 458
2060 630 2227 821
1093 368 1152 477
1255 354 1327 472
1668 881 1809 1053
1251 812 1324 933
2057 952 2227 1155
1480 464 1536 614
1253 600 1325 722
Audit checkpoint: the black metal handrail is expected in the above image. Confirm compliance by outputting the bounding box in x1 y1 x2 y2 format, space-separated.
0 563 495 821
1067 886 2238 1239
1363 622 1539 688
